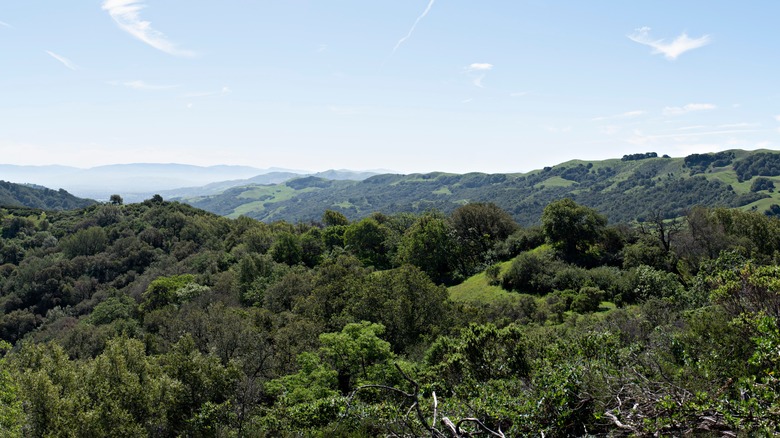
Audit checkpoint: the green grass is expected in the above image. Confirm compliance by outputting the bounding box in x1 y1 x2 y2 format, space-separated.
228 201 268 218
237 185 298 200
226 185 321 218
448 261 514 303
433 186 452 195
739 194 780 213
534 176 576 188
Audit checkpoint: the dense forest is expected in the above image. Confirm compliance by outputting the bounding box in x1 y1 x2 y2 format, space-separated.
2 188 780 436
178 149 780 226
0 181 95 211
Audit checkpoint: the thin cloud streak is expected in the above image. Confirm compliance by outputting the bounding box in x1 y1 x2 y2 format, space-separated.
391 0 436 55
628 27 711 60
663 103 716 116
102 0 195 57
0 20 11 28
45 51 78 70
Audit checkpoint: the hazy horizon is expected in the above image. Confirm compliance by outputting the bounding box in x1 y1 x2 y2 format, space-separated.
2 1 779 174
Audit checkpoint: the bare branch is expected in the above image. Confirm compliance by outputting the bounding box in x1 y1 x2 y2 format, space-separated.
432 391 438 428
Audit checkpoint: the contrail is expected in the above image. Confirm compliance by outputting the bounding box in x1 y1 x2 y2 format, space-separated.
392 0 436 55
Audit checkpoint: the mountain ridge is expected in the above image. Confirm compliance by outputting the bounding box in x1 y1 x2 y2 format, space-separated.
176 149 780 225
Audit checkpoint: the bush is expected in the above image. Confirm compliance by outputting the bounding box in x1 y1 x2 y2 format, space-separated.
501 248 562 293
485 264 502 286
570 287 605 314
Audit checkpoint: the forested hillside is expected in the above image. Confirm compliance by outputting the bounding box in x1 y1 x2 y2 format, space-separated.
0 180 96 211
2 194 780 435
179 149 780 225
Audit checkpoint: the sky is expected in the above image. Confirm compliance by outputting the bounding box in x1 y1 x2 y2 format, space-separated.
1 1 779 174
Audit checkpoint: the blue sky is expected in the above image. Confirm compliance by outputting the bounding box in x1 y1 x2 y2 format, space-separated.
1 1 779 173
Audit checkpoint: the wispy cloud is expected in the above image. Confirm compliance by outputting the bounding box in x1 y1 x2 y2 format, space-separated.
102 0 195 57
0 20 12 28
775 115 780 122
628 27 711 60
466 63 493 72
719 122 760 129
391 0 436 55
592 110 645 121
663 103 717 116
464 63 493 88
45 50 78 70
110 80 180 90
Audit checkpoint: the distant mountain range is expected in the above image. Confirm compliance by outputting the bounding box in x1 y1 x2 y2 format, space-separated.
0 164 382 203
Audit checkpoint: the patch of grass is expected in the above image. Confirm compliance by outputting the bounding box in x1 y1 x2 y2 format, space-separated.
739 194 780 214
448 261 514 303
433 186 452 195
229 200 268 218
535 176 576 188
222 185 309 217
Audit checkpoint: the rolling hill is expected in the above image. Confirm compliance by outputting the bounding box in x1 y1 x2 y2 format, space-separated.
0 180 96 210
177 149 780 225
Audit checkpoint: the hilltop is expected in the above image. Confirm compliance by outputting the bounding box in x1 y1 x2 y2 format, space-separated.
0 180 96 210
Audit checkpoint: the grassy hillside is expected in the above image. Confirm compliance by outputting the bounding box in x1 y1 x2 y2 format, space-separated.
179 149 780 225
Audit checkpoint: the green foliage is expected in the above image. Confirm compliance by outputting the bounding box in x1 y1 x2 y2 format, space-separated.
344 217 391 269
397 212 459 284
684 151 735 174
541 198 607 261
570 286 605 313
450 202 518 268
87 294 137 325
735 152 780 181
0 341 22 437
180 150 779 227
426 323 528 392
59 225 108 257
501 247 560 293
322 209 349 227
710 262 780 320
270 231 302 265
620 265 684 304
344 265 450 354
6 179 780 435
319 322 395 393
751 177 776 192
0 180 95 211
140 274 196 312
